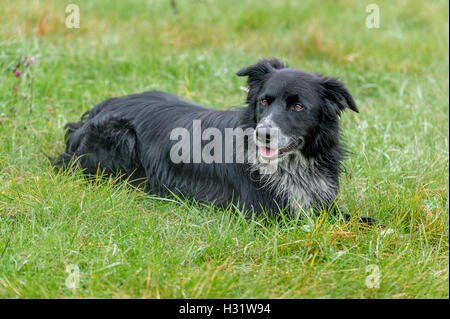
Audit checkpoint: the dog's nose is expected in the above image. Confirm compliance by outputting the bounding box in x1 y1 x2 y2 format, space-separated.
256 127 272 144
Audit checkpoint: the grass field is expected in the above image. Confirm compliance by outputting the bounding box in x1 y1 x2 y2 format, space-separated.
0 0 448 298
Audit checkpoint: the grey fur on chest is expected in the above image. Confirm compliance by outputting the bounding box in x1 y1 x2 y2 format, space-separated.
252 152 337 211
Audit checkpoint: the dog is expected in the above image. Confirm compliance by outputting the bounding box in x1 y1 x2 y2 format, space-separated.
53 58 379 225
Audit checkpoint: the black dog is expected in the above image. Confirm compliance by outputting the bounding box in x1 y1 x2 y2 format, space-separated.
54 58 378 224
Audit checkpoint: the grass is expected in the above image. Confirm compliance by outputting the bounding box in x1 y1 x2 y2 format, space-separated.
0 0 448 298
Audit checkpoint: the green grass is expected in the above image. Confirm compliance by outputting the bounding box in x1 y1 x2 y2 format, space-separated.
0 0 448 298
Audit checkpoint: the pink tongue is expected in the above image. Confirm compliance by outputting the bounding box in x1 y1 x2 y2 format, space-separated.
260 146 278 158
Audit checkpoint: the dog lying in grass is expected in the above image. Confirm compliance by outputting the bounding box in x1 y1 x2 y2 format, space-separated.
53 58 380 226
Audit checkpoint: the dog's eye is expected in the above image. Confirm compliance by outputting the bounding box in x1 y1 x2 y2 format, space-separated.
293 103 304 111
261 98 268 105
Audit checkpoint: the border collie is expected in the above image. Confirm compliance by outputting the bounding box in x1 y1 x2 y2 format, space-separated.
53 58 378 224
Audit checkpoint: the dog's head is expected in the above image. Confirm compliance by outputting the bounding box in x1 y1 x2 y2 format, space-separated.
237 58 358 162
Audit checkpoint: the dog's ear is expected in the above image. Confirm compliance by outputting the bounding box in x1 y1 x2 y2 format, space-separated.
237 58 286 79
237 59 286 104
318 76 359 117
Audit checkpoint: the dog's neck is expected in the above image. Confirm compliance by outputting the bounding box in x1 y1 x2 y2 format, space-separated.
251 150 339 212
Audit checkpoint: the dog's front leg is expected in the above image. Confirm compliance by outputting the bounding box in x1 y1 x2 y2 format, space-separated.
324 203 386 229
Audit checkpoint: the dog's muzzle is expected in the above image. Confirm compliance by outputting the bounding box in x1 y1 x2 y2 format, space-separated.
255 126 303 161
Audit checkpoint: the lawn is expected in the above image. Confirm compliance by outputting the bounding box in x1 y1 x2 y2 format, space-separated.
0 0 448 298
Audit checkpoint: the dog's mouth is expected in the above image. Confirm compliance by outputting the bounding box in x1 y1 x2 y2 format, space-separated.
258 139 303 161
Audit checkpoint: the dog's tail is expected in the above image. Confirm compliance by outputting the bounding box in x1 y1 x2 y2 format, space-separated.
50 111 145 183
49 111 90 170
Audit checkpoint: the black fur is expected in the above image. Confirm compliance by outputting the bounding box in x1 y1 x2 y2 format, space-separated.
53 58 379 225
